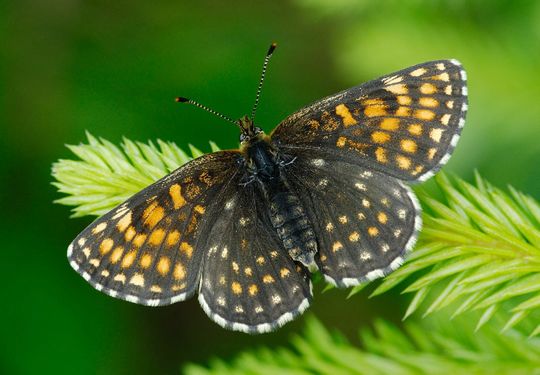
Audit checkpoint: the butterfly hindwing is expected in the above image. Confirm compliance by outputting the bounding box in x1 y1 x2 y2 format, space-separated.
271 60 467 182
281 151 420 286
68 151 241 306
198 184 312 333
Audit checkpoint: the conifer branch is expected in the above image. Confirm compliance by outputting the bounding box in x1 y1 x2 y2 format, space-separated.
51 132 218 217
183 315 540 374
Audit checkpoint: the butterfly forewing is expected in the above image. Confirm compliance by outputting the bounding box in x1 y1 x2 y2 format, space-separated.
198 184 312 333
68 151 241 305
271 60 467 182
282 152 420 286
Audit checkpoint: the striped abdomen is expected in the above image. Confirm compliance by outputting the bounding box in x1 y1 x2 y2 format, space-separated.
268 188 318 268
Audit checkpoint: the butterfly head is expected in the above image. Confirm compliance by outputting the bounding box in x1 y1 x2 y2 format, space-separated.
238 115 265 143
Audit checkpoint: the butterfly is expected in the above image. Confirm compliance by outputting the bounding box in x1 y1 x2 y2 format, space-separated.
67 43 468 334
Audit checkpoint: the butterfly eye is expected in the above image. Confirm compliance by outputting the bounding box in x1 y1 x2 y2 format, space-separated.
253 127 263 135
239 133 249 143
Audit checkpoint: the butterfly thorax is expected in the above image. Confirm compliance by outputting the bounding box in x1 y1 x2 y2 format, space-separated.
242 134 318 270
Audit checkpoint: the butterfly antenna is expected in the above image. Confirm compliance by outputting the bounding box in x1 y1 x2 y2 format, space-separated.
250 42 277 122
175 97 239 127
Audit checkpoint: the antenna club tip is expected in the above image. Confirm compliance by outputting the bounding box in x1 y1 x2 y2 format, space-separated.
267 42 277 55
175 97 189 103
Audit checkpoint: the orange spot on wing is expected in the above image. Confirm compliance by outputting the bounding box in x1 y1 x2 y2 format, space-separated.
420 83 437 94
174 263 186 280
412 165 424 175
408 124 423 136
157 257 170 275
385 84 408 95
397 95 412 105
143 201 164 228
375 147 388 163
396 155 412 169
231 282 242 294
180 242 193 258
110 246 124 263
169 184 186 209
379 118 400 131
335 104 357 127
248 284 258 296
419 97 439 107
395 106 411 117
121 251 137 268
332 241 343 252
140 254 152 268
414 109 436 121
363 98 387 117
372 131 391 144
263 275 275 283
124 226 136 242
365 106 387 117
148 229 166 246
166 230 181 247
410 67 426 77
430 72 450 81
99 238 114 254
133 234 147 248
400 139 417 153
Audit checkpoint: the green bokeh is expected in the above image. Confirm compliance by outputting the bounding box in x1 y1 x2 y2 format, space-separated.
2 1 539 374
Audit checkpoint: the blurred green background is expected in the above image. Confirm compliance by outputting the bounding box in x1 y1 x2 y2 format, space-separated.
2 0 540 374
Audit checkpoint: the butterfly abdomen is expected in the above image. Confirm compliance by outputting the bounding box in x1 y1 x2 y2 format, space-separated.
267 184 318 269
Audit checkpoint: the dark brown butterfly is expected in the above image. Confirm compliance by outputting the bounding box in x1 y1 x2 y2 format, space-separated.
68 44 467 333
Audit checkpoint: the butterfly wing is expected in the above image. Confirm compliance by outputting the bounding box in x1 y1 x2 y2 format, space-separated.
67 151 242 306
271 60 467 182
198 183 312 333
68 149 312 332
282 151 420 286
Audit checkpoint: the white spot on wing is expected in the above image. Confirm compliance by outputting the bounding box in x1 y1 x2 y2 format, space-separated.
383 75 403 85
355 182 367 191
225 199 235 210
450 134 460 147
